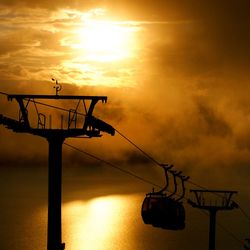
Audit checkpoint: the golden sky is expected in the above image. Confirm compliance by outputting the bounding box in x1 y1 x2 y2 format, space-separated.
0 2 250 247
0 0 250 188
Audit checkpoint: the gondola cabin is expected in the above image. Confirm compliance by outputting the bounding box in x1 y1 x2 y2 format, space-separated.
141 193 185 230
141 165 188 230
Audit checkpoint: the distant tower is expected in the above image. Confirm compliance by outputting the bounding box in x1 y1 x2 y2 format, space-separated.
0 92 115 250
244 239 250 249
188 189 238 250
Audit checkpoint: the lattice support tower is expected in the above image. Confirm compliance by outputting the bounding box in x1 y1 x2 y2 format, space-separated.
0 94 115 250
188 189 238 250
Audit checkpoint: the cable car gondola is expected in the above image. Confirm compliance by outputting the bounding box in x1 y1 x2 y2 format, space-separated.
141 165 189 230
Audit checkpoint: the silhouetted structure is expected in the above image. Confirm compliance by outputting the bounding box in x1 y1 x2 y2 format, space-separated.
0 93 115 250
141 164 189 230
244 239 250 249
188 189 238 250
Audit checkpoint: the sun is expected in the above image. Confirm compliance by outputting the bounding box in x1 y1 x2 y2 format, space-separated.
59 9 141 86
72 20 136 62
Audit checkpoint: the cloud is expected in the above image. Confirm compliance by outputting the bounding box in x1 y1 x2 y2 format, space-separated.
0 1 250 195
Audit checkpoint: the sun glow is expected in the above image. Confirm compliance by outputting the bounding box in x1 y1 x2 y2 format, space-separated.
71 20 137 62
58 8 141 86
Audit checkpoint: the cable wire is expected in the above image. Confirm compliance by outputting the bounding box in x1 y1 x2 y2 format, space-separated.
1 90 249 238
64 142 162 189
0 91 8 96
0 90 247 248
116 129 204 186
115 128 250 229
195 209 245 247
217 221 245 246
1 91 247 205
115 129 162 166
64 141 246 248
238 206 250 221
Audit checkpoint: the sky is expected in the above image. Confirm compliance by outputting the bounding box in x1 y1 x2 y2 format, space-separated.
0 1 250 189
1 1 250 249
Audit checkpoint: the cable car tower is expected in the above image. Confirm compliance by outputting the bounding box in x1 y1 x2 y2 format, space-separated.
0 83 115 250
188 189 238 250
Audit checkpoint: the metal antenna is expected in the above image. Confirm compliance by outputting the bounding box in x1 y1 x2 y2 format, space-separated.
52 78 62 95
188 189 238 250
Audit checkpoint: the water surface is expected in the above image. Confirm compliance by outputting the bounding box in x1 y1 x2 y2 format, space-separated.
0 167 246 250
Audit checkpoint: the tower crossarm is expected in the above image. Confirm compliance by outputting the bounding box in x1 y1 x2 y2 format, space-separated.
4 94 115 138
7 94 107 118
188 189 238 210
7 94 108 102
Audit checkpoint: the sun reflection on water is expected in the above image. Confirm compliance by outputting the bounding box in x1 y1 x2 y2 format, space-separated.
63 195 137 250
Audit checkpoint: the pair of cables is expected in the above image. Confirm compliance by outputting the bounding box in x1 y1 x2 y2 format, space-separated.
64 130 250 248
0 90 249 246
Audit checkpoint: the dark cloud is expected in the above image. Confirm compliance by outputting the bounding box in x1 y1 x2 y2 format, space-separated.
195 98 232 137
120 150 152 165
